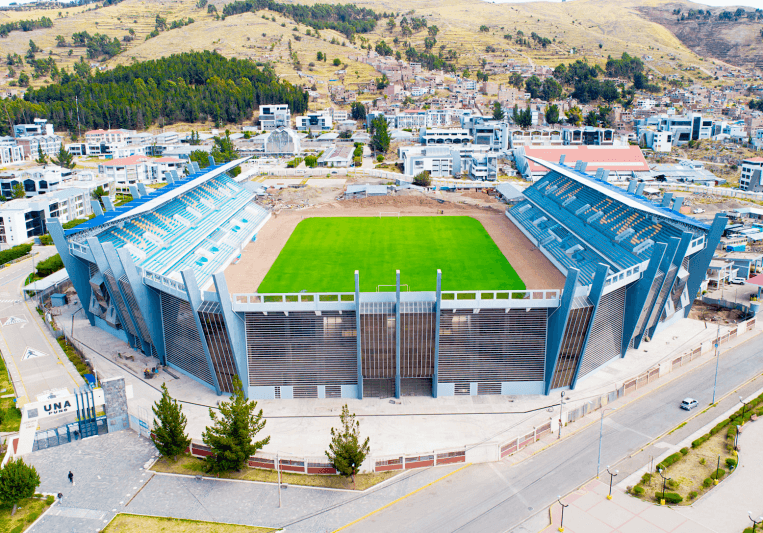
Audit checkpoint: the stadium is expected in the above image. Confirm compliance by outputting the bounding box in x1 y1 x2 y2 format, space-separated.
49 156 726 400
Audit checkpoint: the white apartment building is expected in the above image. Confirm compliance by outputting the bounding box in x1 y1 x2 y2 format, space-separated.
259 104 291 130
16 135 62 159
399 144 494 179
0 137 24 165
741 157 763 192
0 165 74 198
84 129 136 144
97 155 185 185
13 119 54 138
0 188 91 249
641 130 673 152
636 98 658 110
296 112 332 131
657 113 715 146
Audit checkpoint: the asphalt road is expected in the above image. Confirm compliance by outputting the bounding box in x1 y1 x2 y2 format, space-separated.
0 245 82 405
345 333 763 533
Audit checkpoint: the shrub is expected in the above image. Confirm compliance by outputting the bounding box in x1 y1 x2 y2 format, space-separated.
667 479 678 489
626 485 633 494
656 452 682 471
726 458 737 469
633 485 645 495
703 478 713 487
680 447 689 455
0 244 32 267
641 473 652 484
661 492 683 504
710 468 725 480
699 457 706 465
689 491 698 499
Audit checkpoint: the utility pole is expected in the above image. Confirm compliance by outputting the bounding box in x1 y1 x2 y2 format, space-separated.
75 95 81 140
277 453 281 508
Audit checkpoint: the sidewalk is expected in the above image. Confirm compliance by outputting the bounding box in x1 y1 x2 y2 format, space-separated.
56 299 760 462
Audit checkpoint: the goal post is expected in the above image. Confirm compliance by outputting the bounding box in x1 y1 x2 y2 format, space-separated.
379 211 400 219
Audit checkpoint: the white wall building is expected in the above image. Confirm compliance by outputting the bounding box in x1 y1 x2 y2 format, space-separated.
16 135 62 159
259 104 291 130
0 137 24 165
85 129 135 144
0 165 74 198
13 119 54 138
296 112 332 131
97 155 185 185
0 188 91 249
741 157 763 192
641 130 673 152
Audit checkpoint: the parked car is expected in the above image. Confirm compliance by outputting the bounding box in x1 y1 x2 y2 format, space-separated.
692 208 705 214
729 277 746 285
680 398 698 411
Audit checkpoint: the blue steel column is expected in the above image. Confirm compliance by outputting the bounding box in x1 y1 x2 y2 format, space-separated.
632 237 680 349
433 269 441 398
355 271 363 400
86 236 136 346
621 243 667 357
48 219 94 325
395 270 401 399
101 242 149 354
683 214 728 318
212 272 247 390
181 269 222 396
117 248 166 364
570 263 609 390
544 268 580 395
645 232 692 340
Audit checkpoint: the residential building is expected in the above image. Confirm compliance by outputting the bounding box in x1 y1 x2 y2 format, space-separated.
84 129 135 144
16 135 63 160
0 165 74 198
0 137 24 165
0 188 91 248
741 157 763 192
13 118 54 138
640 130 673 152
562 127 616 146
97 155 185 185
296 112 332 131
259 104 291 130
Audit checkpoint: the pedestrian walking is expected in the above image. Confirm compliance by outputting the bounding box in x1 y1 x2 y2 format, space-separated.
57 492 63 504
68 471 74 485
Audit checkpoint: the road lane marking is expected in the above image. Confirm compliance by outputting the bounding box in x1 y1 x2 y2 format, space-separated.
332 463 472 533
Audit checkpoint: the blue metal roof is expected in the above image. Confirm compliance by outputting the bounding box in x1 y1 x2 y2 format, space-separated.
65 159 247 237
528 157 710 232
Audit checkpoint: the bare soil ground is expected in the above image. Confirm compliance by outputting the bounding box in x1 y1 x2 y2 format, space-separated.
224 191 565 294
688 300 746 325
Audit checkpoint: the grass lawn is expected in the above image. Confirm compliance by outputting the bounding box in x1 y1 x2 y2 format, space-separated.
257 216 525 293
104 514 275 532
151 455 397 491
0 356 21 433
0 495 54 532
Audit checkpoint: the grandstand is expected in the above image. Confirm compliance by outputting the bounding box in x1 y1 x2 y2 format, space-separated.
49 156 726 401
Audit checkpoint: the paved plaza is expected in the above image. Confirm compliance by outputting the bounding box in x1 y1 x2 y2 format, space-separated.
26 429 466 533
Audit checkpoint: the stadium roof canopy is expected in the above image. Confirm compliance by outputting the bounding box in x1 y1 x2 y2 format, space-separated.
527 156 710 231
64 158 248 237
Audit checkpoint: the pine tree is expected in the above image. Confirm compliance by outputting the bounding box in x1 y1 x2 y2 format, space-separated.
52 144 74 169
151 383 191 461
202 377 269 474
36 144 47 164
326 404 370 488
370 115 390 154
0 458 40 516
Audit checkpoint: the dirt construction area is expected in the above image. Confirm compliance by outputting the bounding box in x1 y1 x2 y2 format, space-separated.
224 189 566 294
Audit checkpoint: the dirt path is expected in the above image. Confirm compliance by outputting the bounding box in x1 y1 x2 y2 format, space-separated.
225 194 565 294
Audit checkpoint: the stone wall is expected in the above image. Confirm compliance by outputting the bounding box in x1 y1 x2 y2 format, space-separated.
101 377 129 432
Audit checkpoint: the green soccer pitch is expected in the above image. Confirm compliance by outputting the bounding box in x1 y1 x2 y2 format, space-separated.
257 216 526 293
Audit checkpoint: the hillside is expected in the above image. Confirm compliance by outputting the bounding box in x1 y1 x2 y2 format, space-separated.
0 0 744 115
636 1 763 70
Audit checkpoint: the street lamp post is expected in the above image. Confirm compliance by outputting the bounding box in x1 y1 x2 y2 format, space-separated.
70 307 86 342
597 407 616 478
557 495 568 532
749 512 763 533
558 391 565 440
740 396 748 425
657 467 671 505
606 466 619 500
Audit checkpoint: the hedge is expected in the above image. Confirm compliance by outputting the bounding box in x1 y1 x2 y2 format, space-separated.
693 391 763 449
656 452 682 471
0 243 32 267
633 485 644 495
680 447 689 455
726 458 737 469
35 254 64 277
703 478 713 488
710 468 725 480
655 492 682 504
